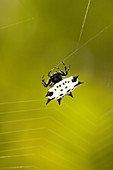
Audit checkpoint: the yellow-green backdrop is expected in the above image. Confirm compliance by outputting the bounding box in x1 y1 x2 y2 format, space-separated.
0 0 113 169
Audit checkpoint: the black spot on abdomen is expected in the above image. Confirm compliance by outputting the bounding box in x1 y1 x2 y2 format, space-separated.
60 94 63 96
67 89 71 93
46 91 53 97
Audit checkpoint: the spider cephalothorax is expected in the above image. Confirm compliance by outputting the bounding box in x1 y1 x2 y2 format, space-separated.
42 62 70 88
42 62 83 105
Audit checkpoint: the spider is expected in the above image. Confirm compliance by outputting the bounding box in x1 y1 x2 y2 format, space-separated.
42 62 83 105
42 62 70 88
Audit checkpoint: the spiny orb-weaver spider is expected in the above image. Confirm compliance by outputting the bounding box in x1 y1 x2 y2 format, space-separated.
42 62 83 105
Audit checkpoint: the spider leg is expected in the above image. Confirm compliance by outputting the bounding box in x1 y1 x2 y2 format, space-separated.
62 61 71 76
48 70 52 77
67 65 71 72
48 67 54 77
54 66 65 76
42 75 51 87
54 67 62 72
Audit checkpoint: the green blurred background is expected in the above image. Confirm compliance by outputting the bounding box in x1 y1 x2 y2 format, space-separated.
0 0 113 169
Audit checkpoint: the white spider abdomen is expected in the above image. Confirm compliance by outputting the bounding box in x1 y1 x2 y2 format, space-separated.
46 76 78 100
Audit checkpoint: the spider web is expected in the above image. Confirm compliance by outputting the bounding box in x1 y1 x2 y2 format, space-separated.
0 0 113 169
